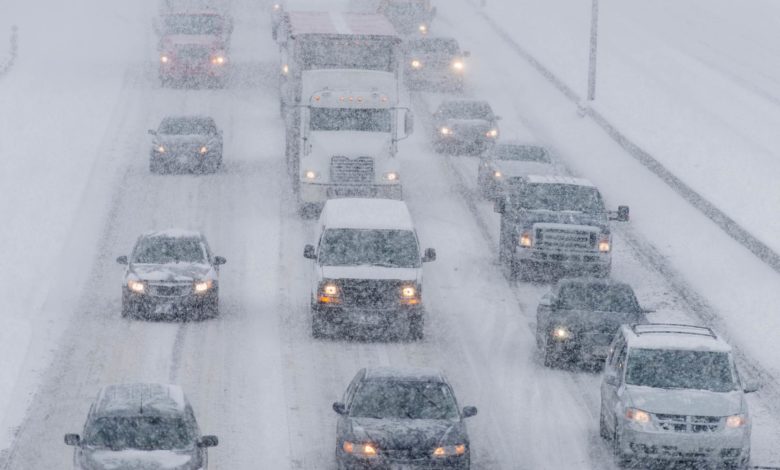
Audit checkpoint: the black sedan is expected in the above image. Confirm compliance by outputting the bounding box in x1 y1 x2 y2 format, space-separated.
117 229 226 320
431 100 500 154
536 278 649 369
149 115 223 174
333 367 477 470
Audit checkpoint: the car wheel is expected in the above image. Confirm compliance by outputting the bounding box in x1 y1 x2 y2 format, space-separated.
612 428 631 468
121 299 135 319
599 405 611 440
408 314 424 341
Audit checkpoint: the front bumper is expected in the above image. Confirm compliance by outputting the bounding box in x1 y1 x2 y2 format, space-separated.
159 65 227 80
619 423 750 464
299 182 403 204
313 304 422 334
514 246 611 273
150 150 220 172
122 287 218 320
336 448 469 470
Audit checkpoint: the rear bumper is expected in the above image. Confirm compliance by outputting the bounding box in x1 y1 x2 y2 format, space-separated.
545 337 611 363
299 182 403 204
619 424 750 464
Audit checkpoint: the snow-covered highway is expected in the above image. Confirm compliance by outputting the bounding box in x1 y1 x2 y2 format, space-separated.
3 0 780 469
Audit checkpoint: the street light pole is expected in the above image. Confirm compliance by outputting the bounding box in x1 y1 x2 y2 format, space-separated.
587 0 599 101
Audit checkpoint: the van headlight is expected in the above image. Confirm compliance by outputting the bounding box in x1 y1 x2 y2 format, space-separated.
400 284 420 305
486 129 499 138
726 414 748 428
318 282 341 304
519 230 532 248
418 24 428 34
551 326 572 340
194 280 213 293
625 408 651 424
440 127 452 136
128 280 145 294
452 60 464 71
411 59 422 69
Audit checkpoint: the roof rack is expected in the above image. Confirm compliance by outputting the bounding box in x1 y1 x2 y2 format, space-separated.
630 323 717 340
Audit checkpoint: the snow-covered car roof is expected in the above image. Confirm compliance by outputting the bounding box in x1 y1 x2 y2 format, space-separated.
94 383 188 418
624 323 732 353
523 174 595 187
140 229 204 239
320 198 415 231
364 367 446 382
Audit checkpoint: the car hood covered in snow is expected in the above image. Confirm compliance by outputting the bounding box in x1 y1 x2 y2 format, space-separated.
129 263 214 283
511 209 609 232
347 417 466 452
81 448 197 470
625 385 745 417
318 266 420 282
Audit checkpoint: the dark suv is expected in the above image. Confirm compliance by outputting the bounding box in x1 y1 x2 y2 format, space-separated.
65 383 218 470
149 116 223 174
536 278 648 368
333 367 477 470
117 229 226 320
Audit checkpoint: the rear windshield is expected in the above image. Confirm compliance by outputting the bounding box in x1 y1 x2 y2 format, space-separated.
319 229 420 268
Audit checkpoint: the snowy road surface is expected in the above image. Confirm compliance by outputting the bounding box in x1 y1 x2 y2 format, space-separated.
2 0 780 469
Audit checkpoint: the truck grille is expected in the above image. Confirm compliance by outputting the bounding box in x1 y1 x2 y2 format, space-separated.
654 414 721 433
339 279 401 308
535 227 597 251
330 156 374 184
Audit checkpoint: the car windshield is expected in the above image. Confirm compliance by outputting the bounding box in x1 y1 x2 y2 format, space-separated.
309 108 392 133
159 118 216 135
438 102 493 120
350 381 459 420
84 416 195 450
558 284 640 312
133 237 206 264
163 14 224 35
494 145 550 163
625 349 738 392
408 39 459 55
318 229 420 268
508 183 605 214
299 38 396 72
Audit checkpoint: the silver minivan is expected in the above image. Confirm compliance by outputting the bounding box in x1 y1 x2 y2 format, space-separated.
600 324 757 469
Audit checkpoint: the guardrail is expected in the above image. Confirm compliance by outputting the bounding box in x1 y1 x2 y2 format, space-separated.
0 26 18 79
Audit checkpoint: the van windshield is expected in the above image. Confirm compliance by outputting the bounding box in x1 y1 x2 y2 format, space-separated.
319 229 420 268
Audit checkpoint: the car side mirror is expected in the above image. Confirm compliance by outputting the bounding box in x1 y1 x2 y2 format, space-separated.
609 206 630 222
64 433 80 446
198 435 219 448
116 255 128 265
462 50 471 58
304 244 316 260
605 373 619 386
404 111 415 137
462 406 477 418
493 198 506 214
148 129 157 136
333 402 347 415
214 256 227 266
422 248 436 263
743 380 760 394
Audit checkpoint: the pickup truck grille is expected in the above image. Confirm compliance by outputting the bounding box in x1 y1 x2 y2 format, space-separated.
654 414 721 433
339 279 401 308
535 227 596 251
331 156 374 184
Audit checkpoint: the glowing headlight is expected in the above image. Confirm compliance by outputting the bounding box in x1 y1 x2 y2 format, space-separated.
625 408 651 424
411 59 422 69
343 441 377 457
519 231 532 247
486 129 499 138
272 3 281 11
552 326 572 340
194 280 213 293
319 282 341 304
211 56 226 65
726 414 748 428
598 238 610 253
433 444 466 457
199 146 208 154
493 170 502 178
452 61 464 71
281 64 289 75
440 127 452 136
383 171 399 181
303 170 318 180
418 24 428 33
156 145 166 153
128 280 145 294
160 55 169 64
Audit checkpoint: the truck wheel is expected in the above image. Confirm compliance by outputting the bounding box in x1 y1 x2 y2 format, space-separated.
599 405 611 440
542 337 558 368
408 314 424 341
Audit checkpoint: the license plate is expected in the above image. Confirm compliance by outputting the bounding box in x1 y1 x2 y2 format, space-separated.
358 313 382 325
154 303 173 314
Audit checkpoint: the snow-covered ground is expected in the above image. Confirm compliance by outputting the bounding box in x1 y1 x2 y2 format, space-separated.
2 0 780 468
